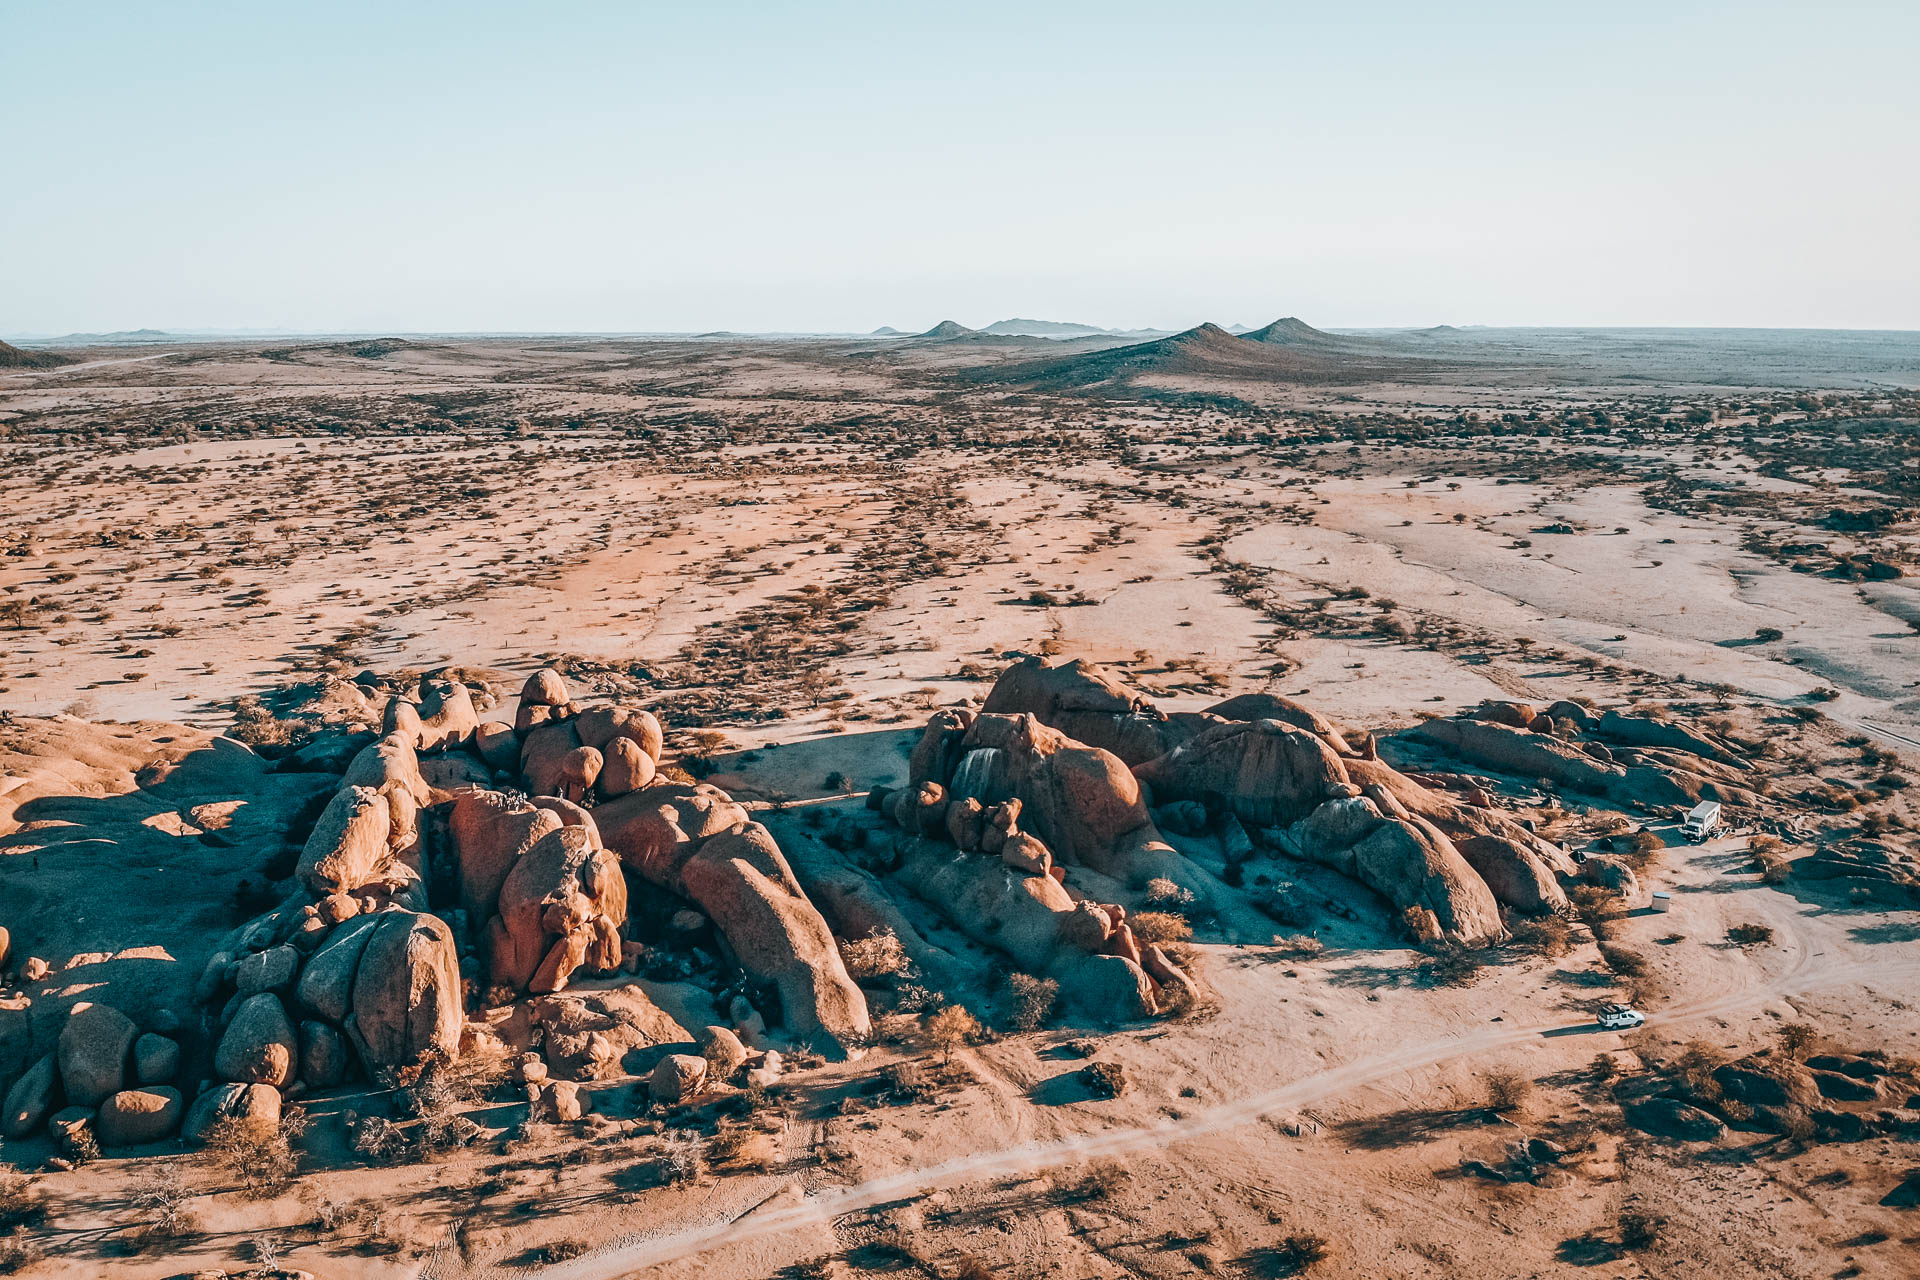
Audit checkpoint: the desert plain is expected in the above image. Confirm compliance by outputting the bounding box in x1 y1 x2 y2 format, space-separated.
1 320 1919 1279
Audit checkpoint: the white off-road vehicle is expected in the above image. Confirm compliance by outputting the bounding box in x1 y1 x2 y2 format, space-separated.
1598 1003 1645 1029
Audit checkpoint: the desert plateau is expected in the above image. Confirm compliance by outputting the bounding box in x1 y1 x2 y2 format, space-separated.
1 323 1919 1280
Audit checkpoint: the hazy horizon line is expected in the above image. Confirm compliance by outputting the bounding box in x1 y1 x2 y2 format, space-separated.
10 319 1920 345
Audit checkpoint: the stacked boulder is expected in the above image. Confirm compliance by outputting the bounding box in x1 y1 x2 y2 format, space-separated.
425 669 868 1058
901 657 1627 948
3 1002 187 1151
873 708 1201 1018
194 728 464 1127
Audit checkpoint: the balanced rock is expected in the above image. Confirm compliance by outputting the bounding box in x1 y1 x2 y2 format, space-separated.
521 668 569 708
574 705 664 762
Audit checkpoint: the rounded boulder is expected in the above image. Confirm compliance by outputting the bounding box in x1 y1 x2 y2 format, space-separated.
215 993 298 1087
58 1002 138 1107
97 1087 183 1147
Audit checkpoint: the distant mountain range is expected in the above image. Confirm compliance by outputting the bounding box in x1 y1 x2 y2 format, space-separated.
882 318 1173 342
967 318 1434 388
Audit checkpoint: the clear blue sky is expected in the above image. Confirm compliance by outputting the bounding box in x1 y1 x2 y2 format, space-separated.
4 1 1915 335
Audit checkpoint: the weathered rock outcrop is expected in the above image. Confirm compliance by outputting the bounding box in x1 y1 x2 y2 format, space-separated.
449 790 564 922
679 823 871 1053
529 986 689 1081
350 911 464 1070
486 826 626 995
1134 717 1351 829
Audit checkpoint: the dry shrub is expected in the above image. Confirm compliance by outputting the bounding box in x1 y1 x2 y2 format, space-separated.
920 1005 980 1063
1598 943 1648 977
1253 934 1319 963
1506 916 1572 958
1143 876 1196 913
1002 972 1058 1033
1244 1232 1330 1276
1129 911 1192 946
0 1173 40 1235
204 1112 310 1197
1484 1069 1533 1113
839 928 911 981
1079 1061 1127 1098
0 1236 44 1275
1727 921 1775 946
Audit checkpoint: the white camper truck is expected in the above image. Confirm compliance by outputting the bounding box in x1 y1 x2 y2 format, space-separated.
1680 801 1721 841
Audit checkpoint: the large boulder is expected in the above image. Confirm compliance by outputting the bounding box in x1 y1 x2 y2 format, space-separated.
1277 792 1506 944
1412 716 1692 808
3 1053 59 1138
520 719 585 798
1594 710 1747 769
475 721 520 772
1456 834 1570 916
341 731 429 806
1134 717 1350 830
295 785 391 895
595 783 749 886
296 913 381 1023
649 1053 708 1104
96 1087 183 1147
0 1001 31 1085
413 678 480 752
598 737 656 798
955 714 1153 867
521 668 569 708
57 1002 137 1107
234 945 300 998
556 746 603 803
487 826 626 994
300 1020 350 1089
679 823 870 1056
696 1025 748 1083
215 994 298 1087
350 910 464 1071
448 790 565 923
1203 692 1359 755
981 657 1185 765
183 1081 281 1143
574 706 665 762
